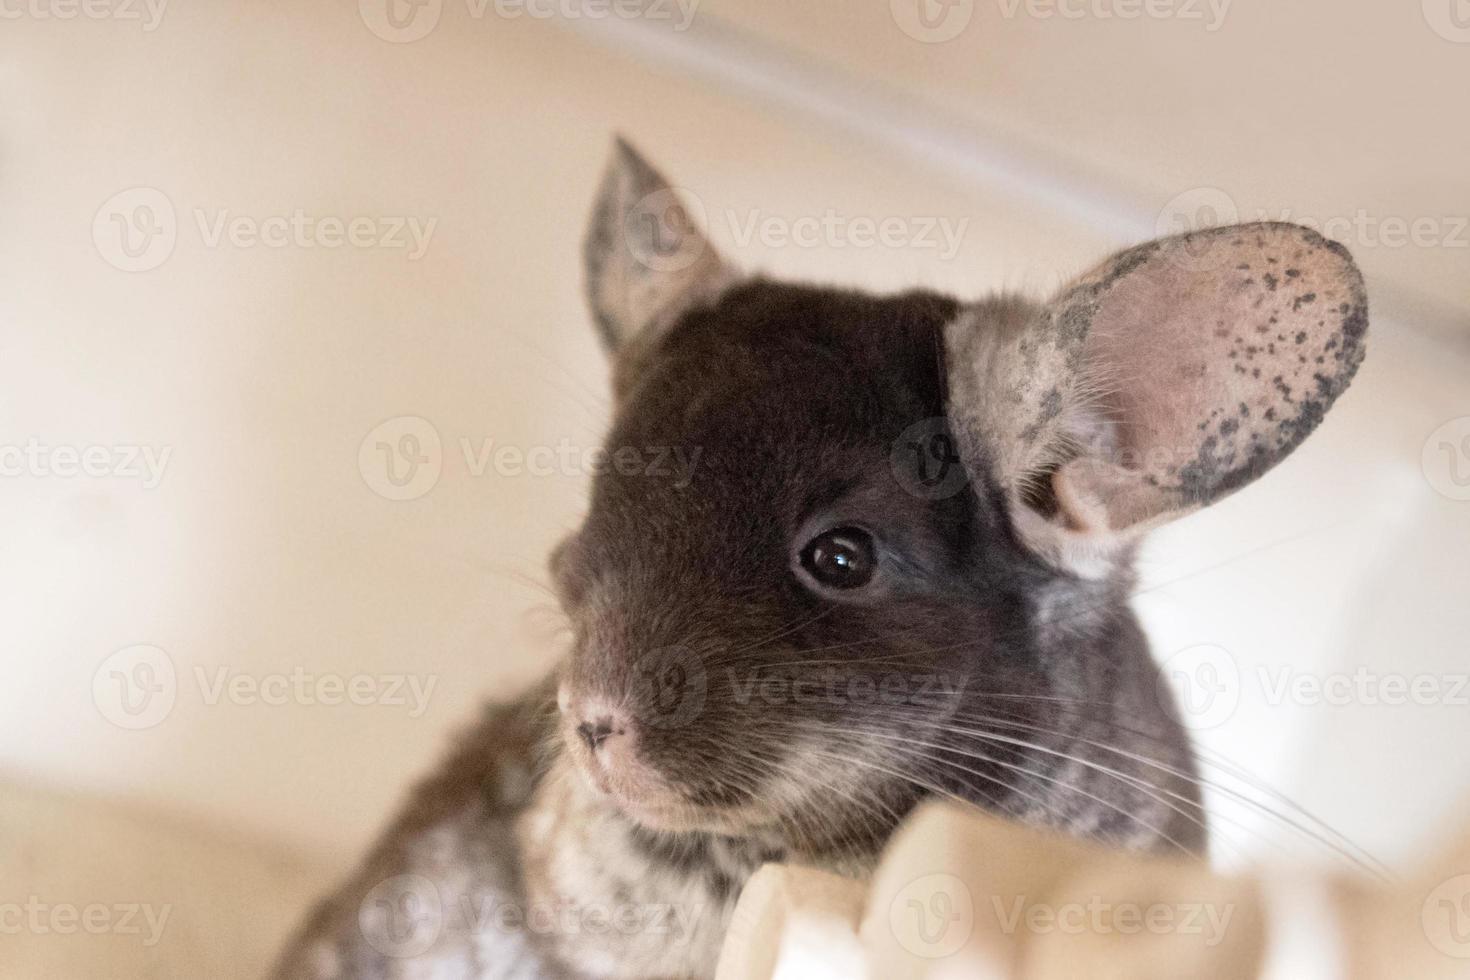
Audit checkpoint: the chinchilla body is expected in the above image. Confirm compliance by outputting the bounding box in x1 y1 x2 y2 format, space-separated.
271 140 1367 979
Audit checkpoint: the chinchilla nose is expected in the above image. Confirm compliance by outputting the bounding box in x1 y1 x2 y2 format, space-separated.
570 700 631 753
576 716 618 751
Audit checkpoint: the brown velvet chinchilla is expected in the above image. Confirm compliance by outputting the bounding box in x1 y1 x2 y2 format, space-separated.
272 138 1368 980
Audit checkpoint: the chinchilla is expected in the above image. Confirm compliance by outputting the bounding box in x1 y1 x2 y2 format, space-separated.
271 138 1368 979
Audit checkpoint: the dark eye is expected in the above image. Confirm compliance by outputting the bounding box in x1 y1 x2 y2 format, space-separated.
799 527 877 590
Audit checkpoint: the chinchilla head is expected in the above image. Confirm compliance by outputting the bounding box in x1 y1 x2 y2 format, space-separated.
548 138 1367 857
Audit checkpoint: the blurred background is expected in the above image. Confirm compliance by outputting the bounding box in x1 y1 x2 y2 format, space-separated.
0 0 1467 974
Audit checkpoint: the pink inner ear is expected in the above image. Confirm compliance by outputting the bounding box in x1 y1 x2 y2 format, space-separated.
1064 223 1367 530
1089 253 1242 469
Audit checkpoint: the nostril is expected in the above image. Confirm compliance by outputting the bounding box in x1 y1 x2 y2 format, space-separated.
576 717 618 751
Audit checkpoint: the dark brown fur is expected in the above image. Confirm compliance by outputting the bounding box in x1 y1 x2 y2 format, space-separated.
271 141 1367 980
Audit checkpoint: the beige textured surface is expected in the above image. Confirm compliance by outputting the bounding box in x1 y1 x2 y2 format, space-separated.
699 0 1470 325
0 779 331 979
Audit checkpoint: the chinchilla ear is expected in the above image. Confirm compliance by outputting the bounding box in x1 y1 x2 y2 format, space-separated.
944 222 1368 575
583 137 737 357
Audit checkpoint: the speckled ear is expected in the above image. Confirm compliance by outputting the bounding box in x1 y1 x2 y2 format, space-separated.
946 222 1368 569
584 138 736 356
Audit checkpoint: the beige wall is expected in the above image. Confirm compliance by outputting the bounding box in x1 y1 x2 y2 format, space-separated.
0 0 1466 872
698 0 1470 332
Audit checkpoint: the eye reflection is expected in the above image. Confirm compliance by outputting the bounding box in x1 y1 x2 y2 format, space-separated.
799 527 877 590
